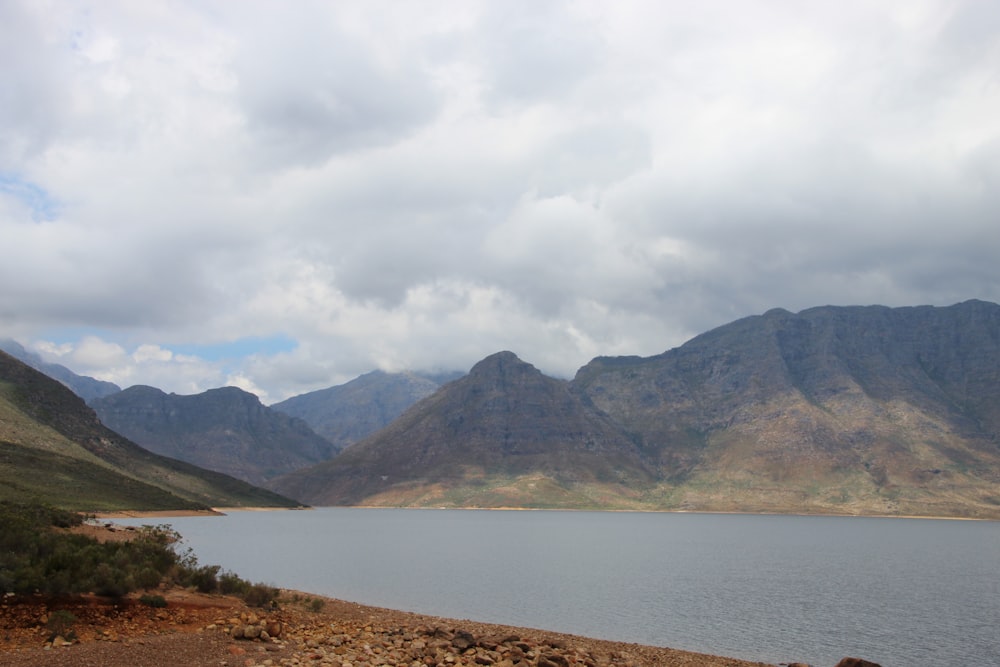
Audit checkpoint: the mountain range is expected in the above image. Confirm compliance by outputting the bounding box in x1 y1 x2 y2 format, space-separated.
89 385 338 486
0 350 299 511
270 370 459 449
4 300 999 518
272 300 1000 518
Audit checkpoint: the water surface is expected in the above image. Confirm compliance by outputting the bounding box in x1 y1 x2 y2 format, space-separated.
117 509 1000 666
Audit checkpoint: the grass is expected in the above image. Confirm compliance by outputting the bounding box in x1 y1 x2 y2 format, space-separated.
0 441 204 511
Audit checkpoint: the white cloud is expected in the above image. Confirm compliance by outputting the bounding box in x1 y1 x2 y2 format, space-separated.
2 0 998 403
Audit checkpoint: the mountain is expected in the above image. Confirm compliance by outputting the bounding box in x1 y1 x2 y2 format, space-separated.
269 352 656 507
0 338 121 402
271 370 455 448
0 350 299 511
90 385 338 486
274 301 1000 518
572 300 1000 517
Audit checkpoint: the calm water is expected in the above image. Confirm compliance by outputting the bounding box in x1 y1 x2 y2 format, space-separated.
116 509 1000 666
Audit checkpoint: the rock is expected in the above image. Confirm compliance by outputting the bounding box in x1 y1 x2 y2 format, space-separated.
266 620 283 637
452 629 476 650
244 624 262 639
537 655 569 667
834 659 882 667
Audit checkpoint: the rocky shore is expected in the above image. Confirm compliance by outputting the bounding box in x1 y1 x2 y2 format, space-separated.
0 586 886 667
0 586 782 667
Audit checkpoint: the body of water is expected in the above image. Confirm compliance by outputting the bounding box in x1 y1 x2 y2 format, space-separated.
116 509 1000 666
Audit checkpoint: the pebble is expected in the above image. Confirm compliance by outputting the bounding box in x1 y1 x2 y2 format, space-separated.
221 616 643 667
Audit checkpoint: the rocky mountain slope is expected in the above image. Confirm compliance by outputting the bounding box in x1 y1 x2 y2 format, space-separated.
90 385 338 486
0 338 121 402
270 352 655 507
572 300 1000 517
271 370 451 449
275 301 1000 518
0 350 299 511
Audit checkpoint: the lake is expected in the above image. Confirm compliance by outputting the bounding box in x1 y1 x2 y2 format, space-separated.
115 509 1000 666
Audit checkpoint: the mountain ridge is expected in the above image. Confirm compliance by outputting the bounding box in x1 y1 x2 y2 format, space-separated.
90 384 338 486
269 351 656 507
271 369 451 449
0 338 121 402
0 350 299 511
275 301 1000 517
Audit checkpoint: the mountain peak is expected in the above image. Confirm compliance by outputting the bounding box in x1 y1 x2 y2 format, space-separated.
468 351 541 378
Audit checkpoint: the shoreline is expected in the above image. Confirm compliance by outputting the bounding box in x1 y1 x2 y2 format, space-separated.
91 505 312 519
104 504 996 522
0 585 778 667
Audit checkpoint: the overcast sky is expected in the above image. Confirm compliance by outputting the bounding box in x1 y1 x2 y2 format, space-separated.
2 1 998 403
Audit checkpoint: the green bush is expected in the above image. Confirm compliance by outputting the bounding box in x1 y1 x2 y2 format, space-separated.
242 582 280 608
219 571 250 596
139 593 167 608
186 564 221 593
0 501 282 608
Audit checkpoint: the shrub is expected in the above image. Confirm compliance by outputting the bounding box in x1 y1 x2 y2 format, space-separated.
218 571 249 596
0 502 282 610
187 564 221 593
242 582 280 608
139 593 167 608
45 610 77 641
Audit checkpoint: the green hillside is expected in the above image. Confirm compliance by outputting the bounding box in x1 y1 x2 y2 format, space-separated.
0 351 300 512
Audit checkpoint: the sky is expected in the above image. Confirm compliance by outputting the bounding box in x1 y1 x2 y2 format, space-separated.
2 0 999 404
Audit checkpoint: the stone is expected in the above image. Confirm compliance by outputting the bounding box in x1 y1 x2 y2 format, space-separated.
834 659 882 667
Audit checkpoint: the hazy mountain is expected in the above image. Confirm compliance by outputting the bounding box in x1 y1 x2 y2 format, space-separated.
90 385 338 486
271 370 456 448
0 350 299 511
0 338 121 402
274 301 1000 518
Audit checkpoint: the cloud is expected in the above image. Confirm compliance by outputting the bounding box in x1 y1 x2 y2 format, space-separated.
2 0 999 403
230 3 441 167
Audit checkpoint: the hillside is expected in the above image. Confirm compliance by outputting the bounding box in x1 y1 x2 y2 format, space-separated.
0 338 121 402
90 385 337 486
271 370 452 448
270 352 657 507
275 301 1000 518
572 300 1000 517
0 350 299 511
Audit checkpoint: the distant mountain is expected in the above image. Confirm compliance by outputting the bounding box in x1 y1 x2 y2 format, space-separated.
274 301 1000 518
271 370 456 448
0 350 299 512
90 386 338 487
269 352 656 507
0 338 121 402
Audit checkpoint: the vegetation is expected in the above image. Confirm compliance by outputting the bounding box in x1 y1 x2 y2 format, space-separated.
0 351 301 511
45 609 77 641
0 440 205 511
0 501 279 607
